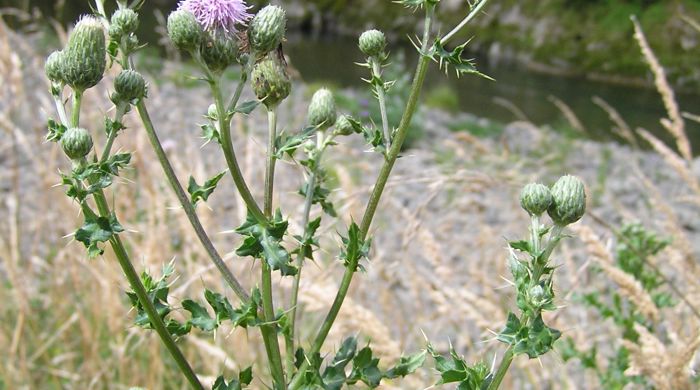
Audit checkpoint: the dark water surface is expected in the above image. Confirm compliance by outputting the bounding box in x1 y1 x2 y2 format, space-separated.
15 0 700 150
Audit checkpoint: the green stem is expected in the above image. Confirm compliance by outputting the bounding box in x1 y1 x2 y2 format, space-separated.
71 90 82 127
91 190 204 390
259 107 286 388
441 0 491 45
286 170 317 368
486 347 514 390
52 93 69 126
135 100 250 303
264 109 277 216
211 75 268 226
370 58 391 148
287 7 436 390
100 103 128 163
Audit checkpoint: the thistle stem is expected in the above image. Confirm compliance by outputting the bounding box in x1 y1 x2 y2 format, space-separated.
135 101 250 303
259 107 286 389
100 103 128 163
287 170 316 336
71 90 82 127
210 68 268 226
370 58 391 149
287 6 436 389
52 93 70 126
487 347 514 390
92 190 204 390
440 0 491 45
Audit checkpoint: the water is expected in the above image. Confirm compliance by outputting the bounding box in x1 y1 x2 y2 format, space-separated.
16 0 700 150
288 36 700 149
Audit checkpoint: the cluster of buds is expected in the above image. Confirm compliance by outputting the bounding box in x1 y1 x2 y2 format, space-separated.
45 16 106 93
249 5 290 109
108 7 140 54
167 0 253 73
520 175 586 226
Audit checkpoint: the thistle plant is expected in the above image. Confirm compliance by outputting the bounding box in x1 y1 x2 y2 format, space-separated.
43 0 588 388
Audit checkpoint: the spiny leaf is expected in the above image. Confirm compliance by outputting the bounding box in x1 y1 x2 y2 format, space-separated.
431 38 493 80
46 119 67 142
275 126 316 159
235 211 297 276
182 300 217 331
75 210 124 258
232 100 260 115
187 171 226 206
340 222 372 272
200 124 220 144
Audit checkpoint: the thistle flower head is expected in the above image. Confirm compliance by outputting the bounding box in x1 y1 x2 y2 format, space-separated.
251 52 291 109
248 5 286 55
548 175 586 226
307 88 337 131
63 15 106 92
177 0 252 36
520 183 553 217
114 70 147 102
61 127 93 160
359 29 386 57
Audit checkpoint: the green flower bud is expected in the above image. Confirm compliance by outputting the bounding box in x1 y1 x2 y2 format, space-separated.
61 127 93 160
45 50 65 84
520 183 553 216
207 104 218 120
548 175 586 226
167 10 203 52
248 5 286 55
109 8 139 39
334 115 354 136
358 29 386 57
201 33 238 74
63 16 106 91
251 52 291 109
528 285 546 307
307 88 337 131
114 69 146 102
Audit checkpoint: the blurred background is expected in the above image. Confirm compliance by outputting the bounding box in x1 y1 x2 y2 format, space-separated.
2 1 700 389
3 0 700 148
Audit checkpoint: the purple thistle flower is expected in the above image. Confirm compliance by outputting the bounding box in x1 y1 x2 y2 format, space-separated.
178 0 252 35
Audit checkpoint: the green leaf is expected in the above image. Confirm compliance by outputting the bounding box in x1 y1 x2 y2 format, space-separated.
229 288 263 328
348 346 383 388
339 222 372 272
427 343 489 389
385 350 426 378
431 39 493 80
125 262 184 336
293 217 322 260
74 210 124 258
232 100 260 115
299 181 337 217
182 300 217 331
187 171 226 206
235 211 297 276
508 240 531 253
498 313 561 359
200 124 220 144
46 119 67 142
275 126 316 159
322 337 357 390
105 117 126 137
